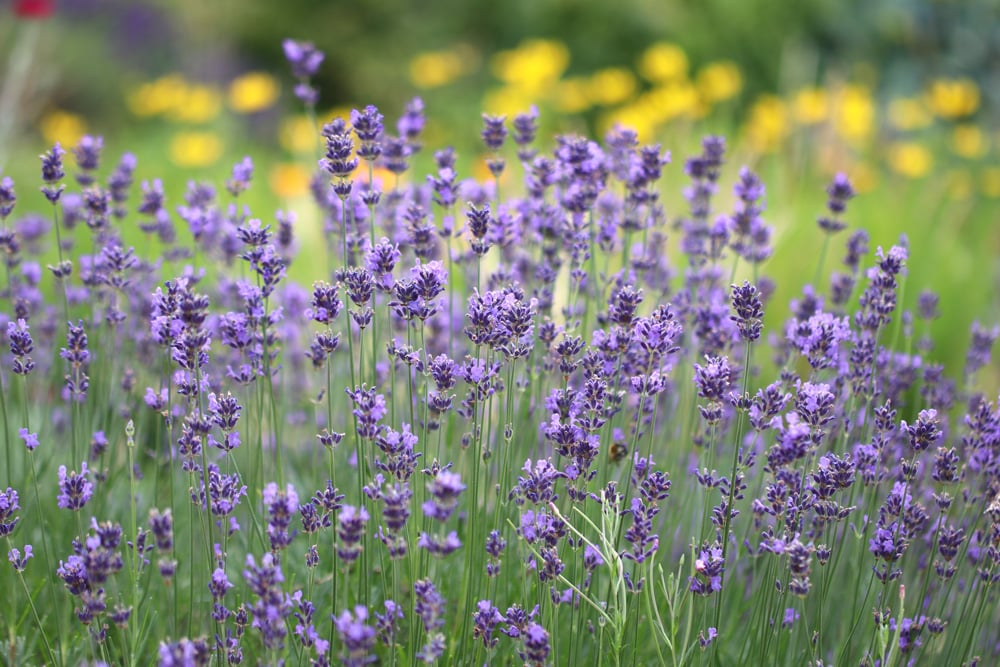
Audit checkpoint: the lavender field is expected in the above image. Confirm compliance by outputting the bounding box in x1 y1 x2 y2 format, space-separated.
1 33 999 667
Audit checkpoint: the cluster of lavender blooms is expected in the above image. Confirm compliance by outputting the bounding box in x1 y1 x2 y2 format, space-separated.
0 38 998 667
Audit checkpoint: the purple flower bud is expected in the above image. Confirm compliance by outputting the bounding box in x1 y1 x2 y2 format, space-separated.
57 462 93 510
8 544 33 572
283 39 325 80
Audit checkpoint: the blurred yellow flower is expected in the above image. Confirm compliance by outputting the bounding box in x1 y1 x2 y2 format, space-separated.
279 115 320 154
127 74 188 117
887 97 932 131
269 163 311 199
168 84 222 124
409 49 466 89
981 167 1000 198
483 86 535 118
491 39 569 94
792 87 828 125
925 78 980 119
228 72 280 114
169 131 223 167
641 81 699 122
696 61 742 103
552 77 592 114
886 141 932 179
950 124 987 159
587 68 638 107
39 110 86 147
600 105 655 142
638 42 688 83
745 95 788 153
850 162 879 194
834 85 874 144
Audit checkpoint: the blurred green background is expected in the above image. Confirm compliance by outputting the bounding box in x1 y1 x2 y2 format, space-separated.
1 0 999 379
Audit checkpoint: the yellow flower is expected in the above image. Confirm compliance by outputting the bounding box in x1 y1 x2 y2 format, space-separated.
886 141 932 179
126 74 188 118
279 115 321 155
168 83 222 124
981 167 1000 198
599 104 655 142
792 87 828 125
409 49 467 89
745 95 789 153
641 81 699 122
696 61 742 103
850 162 879 194
925 78 980 119
491 39 569 94
552 77 592 114
587 68 638 107
833 85 875 144
637 42 688 83
39 110 86 147
228 72 280 114
168 131 223 168
950 124 987 159
482 86 534 118
269 163 311 199
887 97 932 131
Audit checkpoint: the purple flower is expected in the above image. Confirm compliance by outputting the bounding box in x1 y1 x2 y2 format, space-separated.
397 96 425 148
0 488 20 537
346 385 387 439
481 113 508 151
226 156 254 197
374 599 404 646
512 106 539 161
334 606 377 666
209 567 233 600
57 462 93 510
283 39 324 79
158 637 210 667
8 544 33 572
148 508 173 551
18 428 38 451
191 464 247 516
72 135 103 185
818 173 855 233
965 321 999 376
40 143 66 203
698 627 718 648
321 118 359 185
263 482 299 551
365 237 400 291
522 622 551 666
689 543 724 596
417 530 462 557
794 381 836 431
0 176 15 218
917 290 940 321
336 505 369 563
60 320 91 402
787 311 851 370
243 553 291 650
730 280 764 341
351 105 384 161
422 470 465 521
901 408 942 452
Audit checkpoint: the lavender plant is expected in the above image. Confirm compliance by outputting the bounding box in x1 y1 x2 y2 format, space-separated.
0 39 998 667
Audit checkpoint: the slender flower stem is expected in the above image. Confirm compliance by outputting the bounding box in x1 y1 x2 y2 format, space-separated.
714 342 753 633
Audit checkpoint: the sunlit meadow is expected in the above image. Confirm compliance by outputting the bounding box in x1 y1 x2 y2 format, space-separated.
2 25 1000 667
